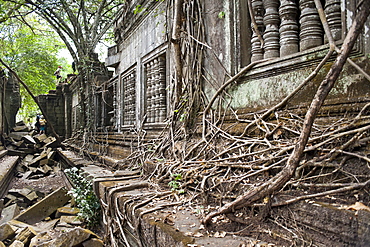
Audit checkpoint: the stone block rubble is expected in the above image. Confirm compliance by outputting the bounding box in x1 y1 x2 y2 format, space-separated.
0 121 104 247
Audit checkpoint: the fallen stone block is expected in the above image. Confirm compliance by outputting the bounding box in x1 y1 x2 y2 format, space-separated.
28 153 48 167
55 207 79 218
14 188 71 225
21 135 36 145
0 241 5 247
29 232 53 247
33 219 59 233
82 238 104 247
14 226 36 245
60 216 83 226
24 191 38 202
47 227 92 247
8 133 29 142
0 223 16 241
4 195 17 207
12 141 25 148
33 134 48 144
9 240 24 247
12 125 29 132
0 204 20 225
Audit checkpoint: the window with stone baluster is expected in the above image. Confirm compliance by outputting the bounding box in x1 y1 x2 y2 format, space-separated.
240 0 363 74
250 0 342 61
121 68 136 126
144 55 167 124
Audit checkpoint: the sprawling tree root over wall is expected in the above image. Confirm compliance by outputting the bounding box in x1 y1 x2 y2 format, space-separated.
115 1 370 243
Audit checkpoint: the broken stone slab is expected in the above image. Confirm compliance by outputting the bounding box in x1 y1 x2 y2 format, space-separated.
29 232 53 247
55 207 79 218
9 239 24 247
59 216 83 225
23 155 34 164
82 238 104 247
21 135 36 145
14 226 36 245
46 227 93 247
4 194 17 207
25 192 38 202
28 153 48 167
14 187 71 225
12 141 25 148
12 125 29 133
0 150 7 159
33 134 48 144
0 204 20 225
8 133 29 142
33 219 59 233
0 223 16 241
8 188 32 198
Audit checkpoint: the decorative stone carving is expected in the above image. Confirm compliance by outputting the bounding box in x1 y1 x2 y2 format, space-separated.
145 56 167 123
299 0 323 51
279 0 299 56
324 0 342 42
122 70 136 125
263 0 280 58
251 0 265 62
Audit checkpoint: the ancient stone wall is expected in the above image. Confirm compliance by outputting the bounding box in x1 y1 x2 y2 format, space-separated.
37 84 68 138
0 71 21 138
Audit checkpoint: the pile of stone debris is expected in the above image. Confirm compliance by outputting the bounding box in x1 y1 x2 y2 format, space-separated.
0 122 104 246
3 121 58 179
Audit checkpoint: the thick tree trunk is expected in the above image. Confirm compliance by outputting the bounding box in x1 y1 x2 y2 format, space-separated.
203 1 370 225
171 0 184 105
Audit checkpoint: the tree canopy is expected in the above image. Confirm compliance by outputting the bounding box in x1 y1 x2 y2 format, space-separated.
0 16 68 119
23 0 126 65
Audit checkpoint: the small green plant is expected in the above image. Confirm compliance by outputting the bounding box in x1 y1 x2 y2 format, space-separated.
218 11 226 19
65 167 101 228
168 173 185 194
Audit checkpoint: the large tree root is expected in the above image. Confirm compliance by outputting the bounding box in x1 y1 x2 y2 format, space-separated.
202 2 370 225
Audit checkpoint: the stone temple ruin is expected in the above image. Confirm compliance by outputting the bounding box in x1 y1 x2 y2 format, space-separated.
1 0 370 246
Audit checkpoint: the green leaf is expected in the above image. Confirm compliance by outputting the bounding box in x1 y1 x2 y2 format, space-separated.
218 11 226 19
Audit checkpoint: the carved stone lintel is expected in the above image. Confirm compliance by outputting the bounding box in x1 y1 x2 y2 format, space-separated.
299 0 323 51
279 0 299 56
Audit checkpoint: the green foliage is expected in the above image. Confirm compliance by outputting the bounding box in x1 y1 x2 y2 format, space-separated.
134 5 144 14
0 15 68 119
168 173 185 194
218 11 226 19
65 167 101 228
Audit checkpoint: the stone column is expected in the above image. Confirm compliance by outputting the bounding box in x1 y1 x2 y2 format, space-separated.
324 0 342 42
263 0 280 58
251 0 265 62
299 0 323 51
279 0 299 56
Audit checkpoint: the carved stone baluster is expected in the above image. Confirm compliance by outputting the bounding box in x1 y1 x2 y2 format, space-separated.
148 61 155 123
123 77 126 125
145 63 152 123
158 57 166 122
324 0 341 42
129 73 135 125
279 0 299 56
251 0 265 62
299 0 323 51
263 0 280 58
